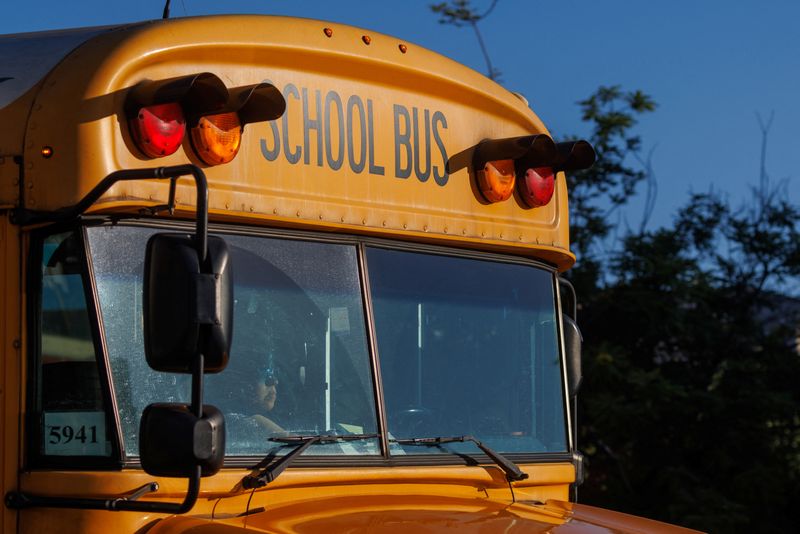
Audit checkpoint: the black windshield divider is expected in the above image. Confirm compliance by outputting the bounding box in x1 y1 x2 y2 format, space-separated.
358 244 391 459
80 226 126 467
6 165 211 513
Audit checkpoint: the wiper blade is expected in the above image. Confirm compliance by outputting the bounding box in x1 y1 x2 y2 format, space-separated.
393 435 529 482
242 433 379 489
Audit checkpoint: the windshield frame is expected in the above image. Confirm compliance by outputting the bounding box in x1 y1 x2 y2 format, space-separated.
75 217 574 468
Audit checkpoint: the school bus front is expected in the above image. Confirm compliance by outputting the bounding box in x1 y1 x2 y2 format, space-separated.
0 15 700 533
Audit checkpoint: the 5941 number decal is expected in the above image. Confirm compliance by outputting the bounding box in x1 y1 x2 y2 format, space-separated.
43 411 107 456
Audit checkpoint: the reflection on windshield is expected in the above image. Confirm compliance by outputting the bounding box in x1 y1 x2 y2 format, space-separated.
87 226 379 457
367 247 567 454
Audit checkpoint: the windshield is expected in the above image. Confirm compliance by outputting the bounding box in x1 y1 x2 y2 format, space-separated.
86 226 379 457
366 247 567 454
85 225 567 459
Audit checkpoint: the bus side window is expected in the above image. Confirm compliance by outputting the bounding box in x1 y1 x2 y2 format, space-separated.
31 231 114 462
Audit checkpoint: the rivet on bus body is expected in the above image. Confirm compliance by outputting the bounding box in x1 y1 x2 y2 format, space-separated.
519 235 523 241
323 28 333 37
319 214 323 220
362 219 367 225
423 225 428 232
382 220 387 227
403 223 407 229
297 210 301 217
225 203 229 209
499 233 503 239
481 231 485 237
444 227 448 233
536 237 540 244
399 44 408 53
341 216 345 223
462 229 467 235
273 208 278 214
250 206 254 212
362 35 371 45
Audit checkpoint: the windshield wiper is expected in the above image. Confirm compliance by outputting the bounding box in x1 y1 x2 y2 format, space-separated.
242 433 379 489
392 435 530 482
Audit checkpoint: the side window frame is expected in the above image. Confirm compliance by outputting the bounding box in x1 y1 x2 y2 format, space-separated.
25 224 123 469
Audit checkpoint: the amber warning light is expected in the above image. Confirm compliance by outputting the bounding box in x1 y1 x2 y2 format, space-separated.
472 135 596 208
125 74 286 166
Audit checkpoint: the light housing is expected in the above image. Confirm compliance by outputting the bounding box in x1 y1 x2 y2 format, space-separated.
188 83 286 166
471 135 596 208
124 76 287 163
125 73 228 159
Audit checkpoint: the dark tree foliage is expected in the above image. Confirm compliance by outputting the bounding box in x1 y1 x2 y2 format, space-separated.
574 119 800 531
566 86 656 297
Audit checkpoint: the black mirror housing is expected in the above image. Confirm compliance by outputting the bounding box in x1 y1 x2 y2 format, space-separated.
139 403 225 477
143 233 233 373
563 314 583 397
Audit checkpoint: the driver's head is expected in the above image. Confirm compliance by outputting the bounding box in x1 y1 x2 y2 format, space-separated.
256 367 278 412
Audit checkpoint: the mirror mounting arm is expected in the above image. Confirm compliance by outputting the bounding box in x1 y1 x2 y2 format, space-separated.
12 164 210 264
5 165 211 514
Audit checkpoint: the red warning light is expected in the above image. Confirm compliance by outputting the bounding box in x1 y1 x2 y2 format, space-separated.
130 103 186 158
519 166 555 208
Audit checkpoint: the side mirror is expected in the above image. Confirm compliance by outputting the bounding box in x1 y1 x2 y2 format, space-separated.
563 314 583 397
140 404 225 477
143 233 233 373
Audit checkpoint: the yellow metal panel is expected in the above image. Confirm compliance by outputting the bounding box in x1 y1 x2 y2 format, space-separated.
1 214 22 534
19 15 574 269
18 463 573 533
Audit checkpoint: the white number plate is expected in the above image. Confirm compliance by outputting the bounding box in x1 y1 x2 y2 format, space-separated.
43 412 106 456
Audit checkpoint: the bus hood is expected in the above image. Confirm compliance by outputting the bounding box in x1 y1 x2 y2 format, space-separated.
148 497 702 533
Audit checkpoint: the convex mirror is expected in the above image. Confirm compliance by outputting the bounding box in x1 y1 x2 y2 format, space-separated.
143 233 233 373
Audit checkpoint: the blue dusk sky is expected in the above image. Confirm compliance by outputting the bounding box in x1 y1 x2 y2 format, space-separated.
3 0 799 231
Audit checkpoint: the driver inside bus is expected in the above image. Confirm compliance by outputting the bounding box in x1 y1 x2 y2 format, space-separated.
224 354 287 439
250 366 285 435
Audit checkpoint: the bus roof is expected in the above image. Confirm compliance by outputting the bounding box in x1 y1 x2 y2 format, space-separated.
0 15 574 269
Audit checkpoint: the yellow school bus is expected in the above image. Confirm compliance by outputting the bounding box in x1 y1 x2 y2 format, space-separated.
0 14 699 533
